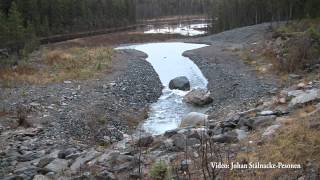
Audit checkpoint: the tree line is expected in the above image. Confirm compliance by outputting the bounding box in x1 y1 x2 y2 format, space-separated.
208 0 320 33
135 0 208 20
1 0 320 55
0 0 136 54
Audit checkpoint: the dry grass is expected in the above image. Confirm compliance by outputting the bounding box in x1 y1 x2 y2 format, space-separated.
233 107 320 179
240 19 320 83
270 20 320 74
0 47 113 86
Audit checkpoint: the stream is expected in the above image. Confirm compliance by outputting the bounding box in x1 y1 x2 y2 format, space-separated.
117 42 209 135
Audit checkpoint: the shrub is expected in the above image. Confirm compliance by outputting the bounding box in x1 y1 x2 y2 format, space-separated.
150 160 171 180
270 25 320 73
16 104 31 128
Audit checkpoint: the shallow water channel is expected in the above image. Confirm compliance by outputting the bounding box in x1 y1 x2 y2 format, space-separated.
118 42 209 135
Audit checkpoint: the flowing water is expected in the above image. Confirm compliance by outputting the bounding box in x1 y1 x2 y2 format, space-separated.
117 42 209 135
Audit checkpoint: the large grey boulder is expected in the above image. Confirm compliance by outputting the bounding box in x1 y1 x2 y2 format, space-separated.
212 132 238 143
183 89 213 106
70 150 101 172
238 115 277 130
289 89 320 107
169 76 190 91
180 112 208 128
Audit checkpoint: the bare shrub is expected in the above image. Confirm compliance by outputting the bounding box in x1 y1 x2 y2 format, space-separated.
16 104 31 128
269 24 320 74
281 35 313 72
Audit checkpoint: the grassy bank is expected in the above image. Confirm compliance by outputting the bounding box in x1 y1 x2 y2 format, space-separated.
241 19 320 83
0 47 113 87
232 19 320 178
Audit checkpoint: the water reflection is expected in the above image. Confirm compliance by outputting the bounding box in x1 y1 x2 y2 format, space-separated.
144 23 209 36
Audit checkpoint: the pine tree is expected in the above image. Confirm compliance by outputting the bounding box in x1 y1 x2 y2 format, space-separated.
22 22 39 57
0 12 8 44
7 2 25 49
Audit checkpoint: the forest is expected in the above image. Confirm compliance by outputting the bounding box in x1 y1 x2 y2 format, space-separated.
0 0 136 53
1 0 320 179
209 0 320 32
135 0 208 19
1 0 320 55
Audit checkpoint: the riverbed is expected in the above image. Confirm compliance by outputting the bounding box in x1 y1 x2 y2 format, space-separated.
118 42 209 134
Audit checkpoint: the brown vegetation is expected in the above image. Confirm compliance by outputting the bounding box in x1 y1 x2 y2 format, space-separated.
0 47 113 87
49 31 183 49
240 19 320 83
234 107 320 179
0 111 8 117
16 104 31 128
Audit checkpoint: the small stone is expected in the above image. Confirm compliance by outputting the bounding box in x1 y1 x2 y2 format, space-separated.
45 159 69 173
258 110 275 116
287 90 304 97
212 132 238 143
136 135 154 147
18 152 40 162
279 97 286 104
262 124 281 138
14 166 43 179
187 131 201 140
288 74 302 80
64 81 72 84
36 157 55 168
33 175 50 180
58 148 77 159
30 102 40 107
235 129 248 140
180 159 192 171
297 82 306 88
95 170 116 180
164 129 179 138
186 138 200 147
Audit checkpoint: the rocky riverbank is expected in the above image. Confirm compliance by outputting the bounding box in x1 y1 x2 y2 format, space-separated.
183 23 279 121
1 22 319 179
0 49 163 178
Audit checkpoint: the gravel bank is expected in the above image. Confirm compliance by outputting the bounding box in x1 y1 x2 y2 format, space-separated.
183 23 279 120
0 49 162 145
